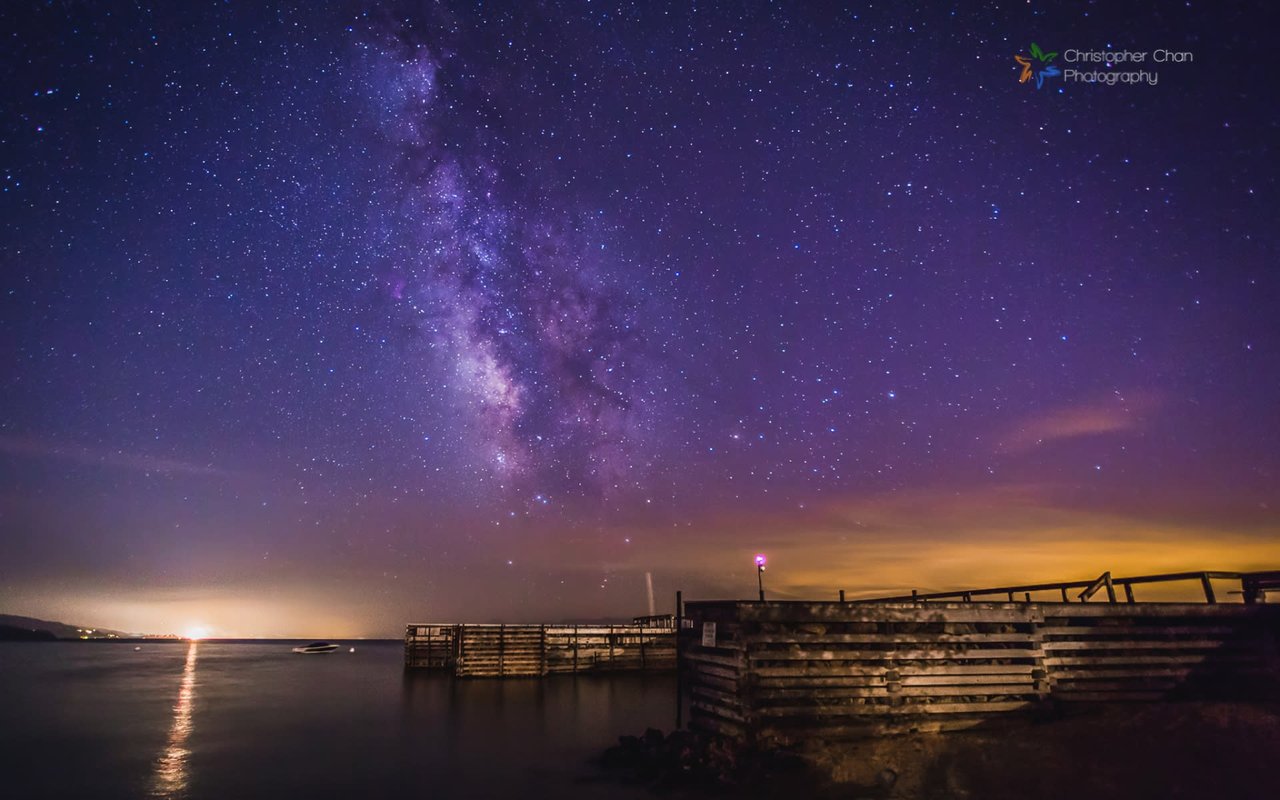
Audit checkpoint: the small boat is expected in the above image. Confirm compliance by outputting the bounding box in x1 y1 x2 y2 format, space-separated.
292 641 340 654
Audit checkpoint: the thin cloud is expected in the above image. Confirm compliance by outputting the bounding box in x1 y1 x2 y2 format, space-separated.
0 433 233 478
998 392 1159 453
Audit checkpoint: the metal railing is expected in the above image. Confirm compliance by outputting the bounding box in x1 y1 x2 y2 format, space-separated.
845 569 1280 605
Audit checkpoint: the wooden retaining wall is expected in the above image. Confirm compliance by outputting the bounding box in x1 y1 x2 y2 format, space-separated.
405 623 676 677
680 601 1280 743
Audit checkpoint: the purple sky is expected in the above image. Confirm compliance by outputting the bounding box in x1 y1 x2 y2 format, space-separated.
1 1 1276 636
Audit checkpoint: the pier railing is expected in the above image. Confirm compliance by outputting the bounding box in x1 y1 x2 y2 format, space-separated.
631 613 693 628
845 569 1280 605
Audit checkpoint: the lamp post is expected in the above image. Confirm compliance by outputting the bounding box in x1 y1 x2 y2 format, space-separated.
755 554 767 601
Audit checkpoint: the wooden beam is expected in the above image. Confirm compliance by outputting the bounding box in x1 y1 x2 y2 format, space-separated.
1078 571 1111 603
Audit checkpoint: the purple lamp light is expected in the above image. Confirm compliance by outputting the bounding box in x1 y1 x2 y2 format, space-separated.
755 554 767 601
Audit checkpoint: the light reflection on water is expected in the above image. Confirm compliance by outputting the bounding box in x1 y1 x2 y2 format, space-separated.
0 642 669 799
152 641 198 797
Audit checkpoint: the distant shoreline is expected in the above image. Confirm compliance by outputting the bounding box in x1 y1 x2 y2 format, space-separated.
0 635 403 644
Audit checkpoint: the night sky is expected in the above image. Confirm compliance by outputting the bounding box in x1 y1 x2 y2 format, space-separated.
2 2 1277 637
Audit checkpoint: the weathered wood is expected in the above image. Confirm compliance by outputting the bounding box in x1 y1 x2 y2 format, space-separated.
406 622 676 677
756 683 1035 700
1079 571 1112 602
1049 666 1272 680
1041 640 1234 651
756 676 885 689
1054 691 1169 702
755 700 1035 717
748 647 1042 661
691 684 743 707
900 674 1038 686
758 717 994 740
1051 667 1191 680
1043 653 1265 667
894 663 1037 676
1202 574 1217 603
1042 604 1277 618
690 698 746 723
1039 625 1237 636
688 714 746 738
682 649 744 669
1052 679 1180 692
747 632 1035 645
681 598 1280 741
690 672 739 693
686 660 740 680
750 662 1033 678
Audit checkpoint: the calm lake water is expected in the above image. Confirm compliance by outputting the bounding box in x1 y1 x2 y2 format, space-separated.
0 641 675 799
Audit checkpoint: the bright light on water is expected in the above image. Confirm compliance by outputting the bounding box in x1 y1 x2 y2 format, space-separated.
152 641 198 797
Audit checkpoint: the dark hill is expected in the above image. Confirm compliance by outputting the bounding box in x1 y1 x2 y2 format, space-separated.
0 623 58 641
0 614 130 640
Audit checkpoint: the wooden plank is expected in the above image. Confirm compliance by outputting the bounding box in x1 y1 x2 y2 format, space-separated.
754 687 891 700
746 633 1035 645
757 717 994 739
691 685 743 708
1044 654 1264 666
1039 626 1237 636
1042 604 1280 619
748 647 1042 661
1042 640 1232 651
751 663 891 677
900 674 1038 686
749 662 1036 678
688 714 746 738
751 666 1035 689
690 673 739 693
898 683 1036 697
1051 667 1191 680
898 663 1037 676
1052 680 1179 691
683 649 744 669
755 676 885 689
1054 692 1167 702
755 684 1034 700
690 698 746 723
1049 666 1273 680
686 661 739 681
755 700 1034 717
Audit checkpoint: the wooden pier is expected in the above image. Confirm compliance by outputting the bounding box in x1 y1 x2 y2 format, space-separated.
405 617 678 677
679 570 1280 744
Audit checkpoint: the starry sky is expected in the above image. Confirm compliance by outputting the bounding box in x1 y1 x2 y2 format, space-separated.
2 1 1277 637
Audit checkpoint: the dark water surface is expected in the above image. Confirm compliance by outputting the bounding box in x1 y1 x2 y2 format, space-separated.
0 641 673 799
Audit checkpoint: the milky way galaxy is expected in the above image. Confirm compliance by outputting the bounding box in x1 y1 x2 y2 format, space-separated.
1 1 1278 636
360 20 657 496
